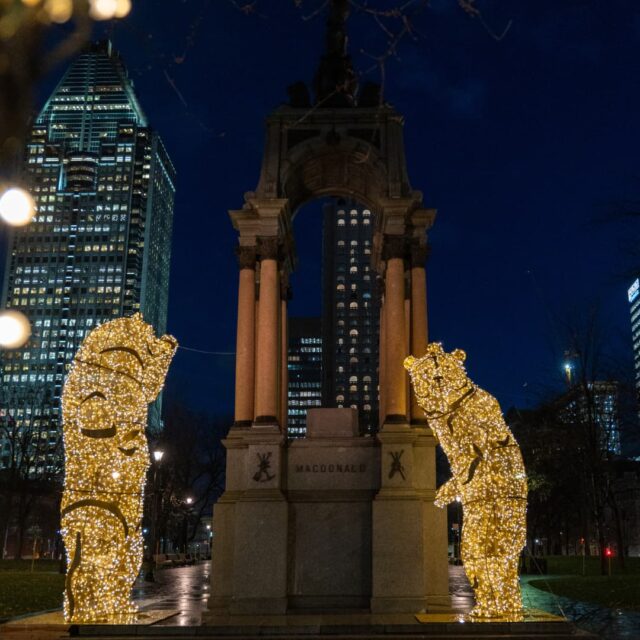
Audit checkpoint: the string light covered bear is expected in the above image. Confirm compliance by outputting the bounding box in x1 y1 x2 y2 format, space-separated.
404 343 527 619
61 314 177 623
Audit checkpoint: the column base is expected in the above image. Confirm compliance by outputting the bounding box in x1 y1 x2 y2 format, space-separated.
384 413 408 424
254 415 279 425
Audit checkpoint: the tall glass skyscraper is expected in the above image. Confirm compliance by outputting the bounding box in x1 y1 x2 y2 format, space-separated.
321 199 380 434
629 278 640 402
287 317 322 438
0 41 175 469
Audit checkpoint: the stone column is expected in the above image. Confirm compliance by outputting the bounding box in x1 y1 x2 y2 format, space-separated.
234 246 256 427
410 242 430 425
382 235 408 425
279 275 289 431
254 237 280 425
404 271 411 423
378 292 386 430
253 299 259 418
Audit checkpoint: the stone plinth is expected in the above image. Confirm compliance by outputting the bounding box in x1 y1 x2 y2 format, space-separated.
306 407 358 438
287 434 378 610
208 413 448 618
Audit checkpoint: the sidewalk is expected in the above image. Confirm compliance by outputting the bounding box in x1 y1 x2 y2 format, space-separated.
137 563 639 638
133 561 210 626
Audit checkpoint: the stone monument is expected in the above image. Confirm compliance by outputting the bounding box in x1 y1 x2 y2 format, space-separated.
209 0 449 617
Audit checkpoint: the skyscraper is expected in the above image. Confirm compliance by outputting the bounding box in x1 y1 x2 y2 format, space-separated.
287 317 322 438
321 198 379 434
0 41 175 468
562 381 621 456
629 278 640 401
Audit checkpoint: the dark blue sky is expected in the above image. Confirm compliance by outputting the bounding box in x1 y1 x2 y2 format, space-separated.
37 1 640 419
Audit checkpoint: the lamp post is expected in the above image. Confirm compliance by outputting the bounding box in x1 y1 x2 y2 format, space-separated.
182 496 194 555
144 449 164 582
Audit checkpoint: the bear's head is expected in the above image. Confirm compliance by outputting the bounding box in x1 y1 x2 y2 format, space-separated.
404 343 472 416
62 314 177 489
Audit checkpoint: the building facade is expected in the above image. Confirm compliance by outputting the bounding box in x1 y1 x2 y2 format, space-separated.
629 278 640 401
562 381 621 456
321 198 379 435
287 317 322 438
0 41 175 470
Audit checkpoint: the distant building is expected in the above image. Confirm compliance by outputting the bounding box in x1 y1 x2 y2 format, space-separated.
562 381 621 456
628 278 640 400
0 41 175 470
288 317 322 438
321 199 380 434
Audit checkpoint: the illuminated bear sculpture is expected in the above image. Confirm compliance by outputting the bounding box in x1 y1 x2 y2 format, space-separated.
404 343 527 619
61 314 177 623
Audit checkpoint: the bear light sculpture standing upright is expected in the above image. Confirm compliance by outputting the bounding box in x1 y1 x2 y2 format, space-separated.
404 343 527 619
61 314 177 623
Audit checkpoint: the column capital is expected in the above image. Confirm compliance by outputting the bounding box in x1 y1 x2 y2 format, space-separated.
409 242 431 268
280 271 291 301
236 245 257 270
258 236 280 261
382 235 407 261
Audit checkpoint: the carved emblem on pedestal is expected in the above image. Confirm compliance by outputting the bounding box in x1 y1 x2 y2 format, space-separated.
388 449 406 480
253 451 276 482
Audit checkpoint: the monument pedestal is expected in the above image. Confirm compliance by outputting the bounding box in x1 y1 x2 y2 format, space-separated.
211 425 288 615
208 410 449 619
371 423 450 613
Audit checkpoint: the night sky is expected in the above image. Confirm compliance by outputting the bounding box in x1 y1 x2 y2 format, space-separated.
32 1 640 431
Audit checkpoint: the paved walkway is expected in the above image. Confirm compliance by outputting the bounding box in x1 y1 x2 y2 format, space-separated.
133 562 210 627
131 563 640 638
521 574 640 640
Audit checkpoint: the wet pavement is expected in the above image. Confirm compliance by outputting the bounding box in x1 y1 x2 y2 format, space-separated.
521 574 640 640
131 562 640 638
133 562 210 626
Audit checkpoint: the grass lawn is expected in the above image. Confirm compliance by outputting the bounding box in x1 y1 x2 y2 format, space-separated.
544 555 640 577
0 571 64 620
528 556 640 610
0 559 61 573
529 575 640 610
0 561 64 620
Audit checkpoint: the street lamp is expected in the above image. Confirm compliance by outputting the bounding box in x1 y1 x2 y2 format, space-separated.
145 449 164 581
182 496 194 555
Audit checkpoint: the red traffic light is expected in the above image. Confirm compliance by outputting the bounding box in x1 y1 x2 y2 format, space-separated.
605 548 613 557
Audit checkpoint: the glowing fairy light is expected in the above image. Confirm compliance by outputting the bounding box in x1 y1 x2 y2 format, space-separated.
45 0 74 23
89 0 131 20
405 343 528 619
0 187 36 226
61 313 177 623
0 309 31 348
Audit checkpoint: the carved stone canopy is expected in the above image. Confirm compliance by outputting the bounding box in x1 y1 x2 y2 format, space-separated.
229 3 436 278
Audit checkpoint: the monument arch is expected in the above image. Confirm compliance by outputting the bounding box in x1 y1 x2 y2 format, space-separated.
210 0 449 617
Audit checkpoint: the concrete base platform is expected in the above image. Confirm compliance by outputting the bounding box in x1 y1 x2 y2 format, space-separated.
0 610 179 640
61 610 591 639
